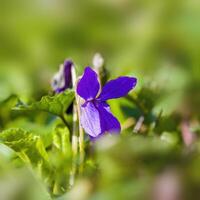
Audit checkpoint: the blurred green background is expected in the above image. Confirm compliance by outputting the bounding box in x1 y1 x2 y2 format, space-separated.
0 0 199 110
0 1 200 200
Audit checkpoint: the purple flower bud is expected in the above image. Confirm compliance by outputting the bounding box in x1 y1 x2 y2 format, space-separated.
51 60 73 93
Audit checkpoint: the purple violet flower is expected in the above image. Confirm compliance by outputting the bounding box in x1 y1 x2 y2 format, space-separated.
51 60 73 93
76 67 137 139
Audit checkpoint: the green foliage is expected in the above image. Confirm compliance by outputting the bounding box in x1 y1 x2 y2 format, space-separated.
14 90 74 117
0 128 48 164
0 94 19 128
0 126 74 197
53 125 72 157
0 0 199 199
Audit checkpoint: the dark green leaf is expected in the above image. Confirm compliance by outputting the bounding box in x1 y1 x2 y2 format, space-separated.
14 90 75 117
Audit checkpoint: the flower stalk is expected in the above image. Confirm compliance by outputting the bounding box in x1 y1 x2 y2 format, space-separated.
69 65 79 187
76 95 85 173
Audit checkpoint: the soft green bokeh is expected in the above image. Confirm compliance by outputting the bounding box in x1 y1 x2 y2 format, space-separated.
0 0 199 100
0 1 200 200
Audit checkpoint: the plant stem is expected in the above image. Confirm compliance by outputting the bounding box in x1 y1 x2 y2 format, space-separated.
60 115 70 130
76 95 84 173
72 103 79 155
69 65 79 188
69 101 79 188
72 65 85 173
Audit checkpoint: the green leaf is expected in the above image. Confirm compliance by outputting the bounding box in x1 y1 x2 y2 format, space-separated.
14 90 75 117
0 128 49 164
0 94 18 108
0 128 34 152
53 125 71 156
0 94 19 127
0 128 73 195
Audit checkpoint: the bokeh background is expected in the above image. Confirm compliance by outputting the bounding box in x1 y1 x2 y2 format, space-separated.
1 0 199 107
0 0 200 200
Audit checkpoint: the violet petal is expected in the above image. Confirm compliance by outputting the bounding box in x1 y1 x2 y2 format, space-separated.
77 67 100 101
98 76 137 101
97 101 121 134
80 101 102 138
63 60 73 89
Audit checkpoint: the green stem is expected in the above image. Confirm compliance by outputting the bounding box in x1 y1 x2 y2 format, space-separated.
60 115 70 130
69 66 79 188
76 95 84 173
69 103 79 188
72 102 79 155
